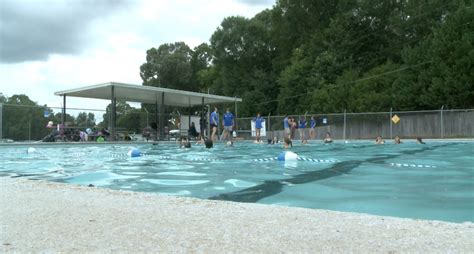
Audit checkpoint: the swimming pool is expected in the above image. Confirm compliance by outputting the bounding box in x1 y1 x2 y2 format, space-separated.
1 141 472 223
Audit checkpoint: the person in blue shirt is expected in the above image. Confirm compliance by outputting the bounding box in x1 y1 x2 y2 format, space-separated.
299 116 306 141
309 116 316 139
254 113 264 143
210 107 218 141
221 108 234 141
283 115 290 138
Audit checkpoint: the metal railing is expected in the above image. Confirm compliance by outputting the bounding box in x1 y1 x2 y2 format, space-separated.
235 108 474 140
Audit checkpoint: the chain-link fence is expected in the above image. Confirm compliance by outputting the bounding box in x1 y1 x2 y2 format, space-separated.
1 103 472 142
0 103 175 142
235 109 474 140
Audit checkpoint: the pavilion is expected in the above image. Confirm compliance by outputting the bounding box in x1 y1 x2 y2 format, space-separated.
54 82 242 140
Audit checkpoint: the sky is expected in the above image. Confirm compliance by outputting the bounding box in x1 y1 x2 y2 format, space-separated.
0 0 274 116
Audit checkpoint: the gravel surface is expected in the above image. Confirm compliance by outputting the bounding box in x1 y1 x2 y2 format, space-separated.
1 178 473 253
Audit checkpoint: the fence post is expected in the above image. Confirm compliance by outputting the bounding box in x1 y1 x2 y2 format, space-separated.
234 97 238 133
343 109 346 142
440 105 444 139
390 107 393 140
268 113 271 138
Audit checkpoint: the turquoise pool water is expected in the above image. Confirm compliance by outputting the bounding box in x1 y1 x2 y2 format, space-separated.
1 141 472 223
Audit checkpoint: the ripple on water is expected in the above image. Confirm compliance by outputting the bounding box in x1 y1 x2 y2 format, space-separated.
140 179 209 186
121 171 148 175
224 179 257 188
157 164 196 170
156 171 206 176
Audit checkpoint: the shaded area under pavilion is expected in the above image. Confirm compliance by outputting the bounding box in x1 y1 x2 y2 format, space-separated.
54 82 242 141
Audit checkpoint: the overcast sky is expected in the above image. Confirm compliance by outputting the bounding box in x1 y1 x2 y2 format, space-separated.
0 0 274 116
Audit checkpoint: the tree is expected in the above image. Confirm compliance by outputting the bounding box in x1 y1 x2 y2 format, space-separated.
191 43 214 92
2 95 62 141
75 112 96 127
140 42 196 91
419 4 473 108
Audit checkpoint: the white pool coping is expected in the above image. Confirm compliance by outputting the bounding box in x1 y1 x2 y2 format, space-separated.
1 178 473 253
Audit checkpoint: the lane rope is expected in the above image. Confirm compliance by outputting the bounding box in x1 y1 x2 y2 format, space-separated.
390 162 436 168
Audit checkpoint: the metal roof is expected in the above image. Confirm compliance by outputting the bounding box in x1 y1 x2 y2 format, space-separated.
54 82 242 107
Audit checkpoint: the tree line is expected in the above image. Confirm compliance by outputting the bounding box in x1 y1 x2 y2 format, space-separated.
1 94 97 141
140 0 473 117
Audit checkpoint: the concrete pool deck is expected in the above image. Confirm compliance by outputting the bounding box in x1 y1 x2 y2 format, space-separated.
1 178 473 253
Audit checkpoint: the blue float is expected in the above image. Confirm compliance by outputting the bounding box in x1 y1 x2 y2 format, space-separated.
127 149 142 158
277 151 298 161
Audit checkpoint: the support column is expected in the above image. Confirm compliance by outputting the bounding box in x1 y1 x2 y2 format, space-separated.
188 97 191 134
207 105 210 139
160 92 165 140
110 86 116 141
61 95 66 127
155 94 159 141
200 97 205 138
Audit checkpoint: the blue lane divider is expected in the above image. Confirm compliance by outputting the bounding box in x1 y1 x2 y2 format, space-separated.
253 157 338 163
297 157 338 163
110 152 220 162
187 158 219 161
254 157 279 162
390 163 436 168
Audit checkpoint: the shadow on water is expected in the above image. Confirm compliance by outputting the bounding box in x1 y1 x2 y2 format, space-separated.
209 143 454 203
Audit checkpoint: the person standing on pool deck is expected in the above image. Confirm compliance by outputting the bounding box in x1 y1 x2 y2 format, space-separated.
290 117 297 140
283 115 290 138
298 116 306 141
254 112 264 143
210 107 218 142
221 108 234 142
309 116 316 139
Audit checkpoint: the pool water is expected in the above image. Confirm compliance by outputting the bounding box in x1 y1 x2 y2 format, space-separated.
1 141 473 223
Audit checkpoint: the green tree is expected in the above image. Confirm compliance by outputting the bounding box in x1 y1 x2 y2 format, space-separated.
140 42 196 91
2 95 64 141
403 4 474 109
191 43 214 92
75 112 96 127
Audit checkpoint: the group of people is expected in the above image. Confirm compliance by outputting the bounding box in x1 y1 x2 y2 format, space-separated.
375 135 426 144
42 121 110 142
179 107 236 149
280 115 331 144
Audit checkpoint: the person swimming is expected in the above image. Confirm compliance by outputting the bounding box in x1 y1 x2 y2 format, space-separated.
180 136 191 148
375 136 385 144
205 139 213 149
283 137 292 149
416 137 426 144
324 132 333 143
394 135 402 144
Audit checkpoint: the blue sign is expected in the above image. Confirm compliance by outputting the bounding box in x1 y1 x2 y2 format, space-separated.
44 110 50 118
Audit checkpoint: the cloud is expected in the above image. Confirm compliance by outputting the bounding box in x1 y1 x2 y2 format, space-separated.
236 0 274 6
0 0 133 63
0 0 274 115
